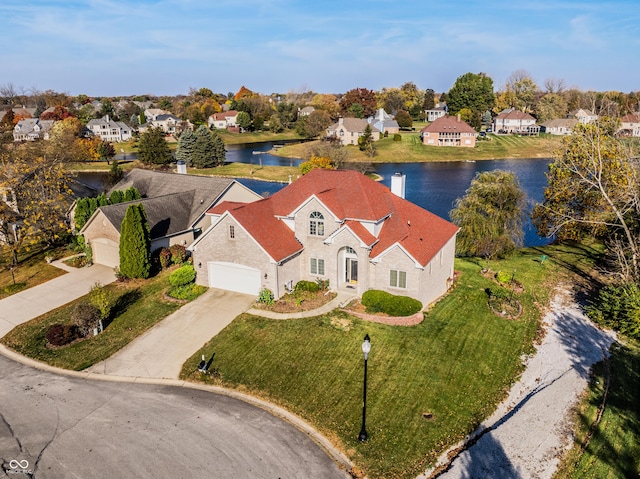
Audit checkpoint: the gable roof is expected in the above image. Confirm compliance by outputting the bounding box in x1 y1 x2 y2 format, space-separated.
95 191 195 239
421 115 476 134
328 117 381 134
540 118 578 128
203 169 458 265
494 109 535 121
621 113 640 123
110 169 240 227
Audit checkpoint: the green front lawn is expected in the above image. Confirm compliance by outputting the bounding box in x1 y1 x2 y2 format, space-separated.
1 268 189 370
181 244 597 478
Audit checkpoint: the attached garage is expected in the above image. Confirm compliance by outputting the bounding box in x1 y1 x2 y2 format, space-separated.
91 238 119 269
207 262 261 296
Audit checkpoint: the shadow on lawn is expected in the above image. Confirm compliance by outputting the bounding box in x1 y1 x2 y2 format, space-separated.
103 288 142 329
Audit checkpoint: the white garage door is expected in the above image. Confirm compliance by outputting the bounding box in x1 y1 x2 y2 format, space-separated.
208 262 261 296
92 238 119 268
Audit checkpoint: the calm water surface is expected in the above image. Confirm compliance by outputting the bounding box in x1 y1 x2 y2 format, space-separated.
79 141 552 247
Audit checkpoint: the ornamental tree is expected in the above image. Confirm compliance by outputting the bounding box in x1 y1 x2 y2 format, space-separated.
450 170 526 259
119 203 151 279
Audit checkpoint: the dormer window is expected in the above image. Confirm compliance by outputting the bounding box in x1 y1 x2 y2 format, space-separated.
309 211 324 236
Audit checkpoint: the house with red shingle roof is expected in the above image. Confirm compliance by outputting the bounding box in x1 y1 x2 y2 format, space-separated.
618 113 640 137
420 115 478 147
189 169 459 307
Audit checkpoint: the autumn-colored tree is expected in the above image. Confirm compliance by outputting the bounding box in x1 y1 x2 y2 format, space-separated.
296 110 332 139
339 88 377 118
41 105 74 121
451 170 526 259
299 155 335 175
532 119 640 281
46 117 92 162
234 86 255 100
310 93 340 118
0 154 74 264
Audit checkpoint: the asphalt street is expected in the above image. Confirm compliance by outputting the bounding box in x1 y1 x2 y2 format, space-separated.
0 354 350 479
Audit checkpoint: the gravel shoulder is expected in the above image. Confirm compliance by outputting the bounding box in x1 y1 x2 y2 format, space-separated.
424 285 617 479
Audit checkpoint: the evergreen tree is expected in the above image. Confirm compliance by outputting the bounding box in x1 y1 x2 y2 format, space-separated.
119 203 151 279
191 125 224 168
124 186 141 202
109 189 124 204
104 160 123 188
175 129 196 164
74 198 91 231
137 127 172 165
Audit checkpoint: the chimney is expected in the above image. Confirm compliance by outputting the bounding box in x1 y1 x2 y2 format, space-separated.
457 114 461 122
338 117 344 125
176 160 187 174
390 172 406 199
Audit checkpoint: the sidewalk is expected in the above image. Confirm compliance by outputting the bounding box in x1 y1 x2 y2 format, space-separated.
0 259 116 338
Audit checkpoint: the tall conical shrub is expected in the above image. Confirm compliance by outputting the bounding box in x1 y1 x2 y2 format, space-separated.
119 203 151 278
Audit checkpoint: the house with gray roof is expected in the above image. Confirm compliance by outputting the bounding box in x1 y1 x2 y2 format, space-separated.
79 168 262 269
326 117 381 146
86 115 134 142
13 118 55 141
367 108 400 134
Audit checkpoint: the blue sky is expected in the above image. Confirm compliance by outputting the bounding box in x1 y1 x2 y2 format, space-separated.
1 0 638 97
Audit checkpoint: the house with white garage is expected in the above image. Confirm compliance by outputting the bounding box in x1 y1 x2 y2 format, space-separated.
188 169 459 307
325 118 381 146
79 169 262 269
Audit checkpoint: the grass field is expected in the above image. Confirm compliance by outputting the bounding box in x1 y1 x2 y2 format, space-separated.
180 243 599 478
276 132 563 164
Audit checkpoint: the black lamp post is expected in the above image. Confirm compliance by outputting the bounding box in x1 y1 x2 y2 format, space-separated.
358 333 371 442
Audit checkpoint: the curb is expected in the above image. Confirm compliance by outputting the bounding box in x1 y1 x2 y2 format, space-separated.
0 343 353 473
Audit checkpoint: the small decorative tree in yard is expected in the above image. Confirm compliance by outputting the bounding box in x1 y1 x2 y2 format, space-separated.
119 203 151 279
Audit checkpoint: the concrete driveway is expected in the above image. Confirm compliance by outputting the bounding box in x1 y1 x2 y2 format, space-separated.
0 261 116 338
87 288 255 379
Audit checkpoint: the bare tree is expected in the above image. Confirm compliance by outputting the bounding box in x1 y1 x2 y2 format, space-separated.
543 77 566 94
0 83 19 105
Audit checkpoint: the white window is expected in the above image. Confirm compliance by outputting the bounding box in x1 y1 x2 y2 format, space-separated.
309 211 324 236
390 269 407 289
229 225 235 239
310 258 325 275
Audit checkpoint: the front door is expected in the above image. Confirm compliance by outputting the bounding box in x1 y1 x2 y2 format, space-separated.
346 258 358 284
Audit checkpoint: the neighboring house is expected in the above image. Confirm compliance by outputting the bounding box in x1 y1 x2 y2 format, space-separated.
367 108 400 134
540 118 578 136
80 169 262 269
13 118 55 141
493 108 538 134
420 115 478 147
144 109 168 122
298 106 315 118
208 110 239 129
570 109 599 124
618 113 640 137
139 113 182 134
86 115 134 142
425 103 447 122
325 118 381 146
188 169 459 307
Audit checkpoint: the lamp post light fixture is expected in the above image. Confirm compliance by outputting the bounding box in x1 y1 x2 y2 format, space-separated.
358 333 371 442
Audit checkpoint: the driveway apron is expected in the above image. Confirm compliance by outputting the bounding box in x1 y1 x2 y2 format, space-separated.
87 288 255 379
0 261 116 338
